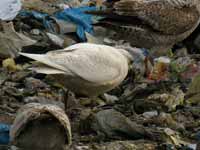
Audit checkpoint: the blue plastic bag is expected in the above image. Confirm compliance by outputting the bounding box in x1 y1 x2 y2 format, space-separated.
0 123 10 144
19 6 97 41
54 6 96 41
19 10 55 32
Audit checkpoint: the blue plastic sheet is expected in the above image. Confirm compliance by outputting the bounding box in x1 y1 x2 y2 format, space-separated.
141 48 150 57
19 11 56 32
19 6 97 41
0 123 10 144
55 6 96 41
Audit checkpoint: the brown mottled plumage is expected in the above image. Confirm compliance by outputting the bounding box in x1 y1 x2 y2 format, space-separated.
88 0 200 53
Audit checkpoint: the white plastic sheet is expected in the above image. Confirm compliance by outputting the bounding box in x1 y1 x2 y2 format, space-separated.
0 0 21 21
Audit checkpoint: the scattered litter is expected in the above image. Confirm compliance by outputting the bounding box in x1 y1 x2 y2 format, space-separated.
2 58 22 72
0 0 199 149
0 22 36 58
10 103 71 149
19 6 97 41
0 0 21 21
0 123 10 145
148 56 171 81
46 32 65 47
143 111 158 119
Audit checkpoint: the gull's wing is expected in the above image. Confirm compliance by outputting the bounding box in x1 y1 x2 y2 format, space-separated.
88 0 200 35
20 43 128 84
46 43 126 84
30 63 67 74
114 0 200 34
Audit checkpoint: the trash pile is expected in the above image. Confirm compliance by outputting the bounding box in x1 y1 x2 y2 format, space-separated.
0 0 200 150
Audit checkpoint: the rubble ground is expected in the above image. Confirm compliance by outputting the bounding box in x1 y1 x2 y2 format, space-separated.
1 0 200 150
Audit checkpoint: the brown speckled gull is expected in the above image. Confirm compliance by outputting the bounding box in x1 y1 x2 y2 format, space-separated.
88 0 200 54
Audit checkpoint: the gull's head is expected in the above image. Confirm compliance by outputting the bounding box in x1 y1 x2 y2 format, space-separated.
117 48 133 64
116 46 152 76
116 46 147 64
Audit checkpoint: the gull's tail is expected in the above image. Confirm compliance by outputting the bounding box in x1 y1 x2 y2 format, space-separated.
19 52 66 74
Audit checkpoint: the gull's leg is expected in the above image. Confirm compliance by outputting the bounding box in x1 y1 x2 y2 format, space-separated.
63 90 69 113
63 90 76 114
63 89 71 113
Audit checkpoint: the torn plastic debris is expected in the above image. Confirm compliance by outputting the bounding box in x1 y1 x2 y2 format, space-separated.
19 6 97 41
0 123 10 145
0 0 21 21
55 6 96 41
148 56 171 81
0 22 36 58
10 103 71 150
